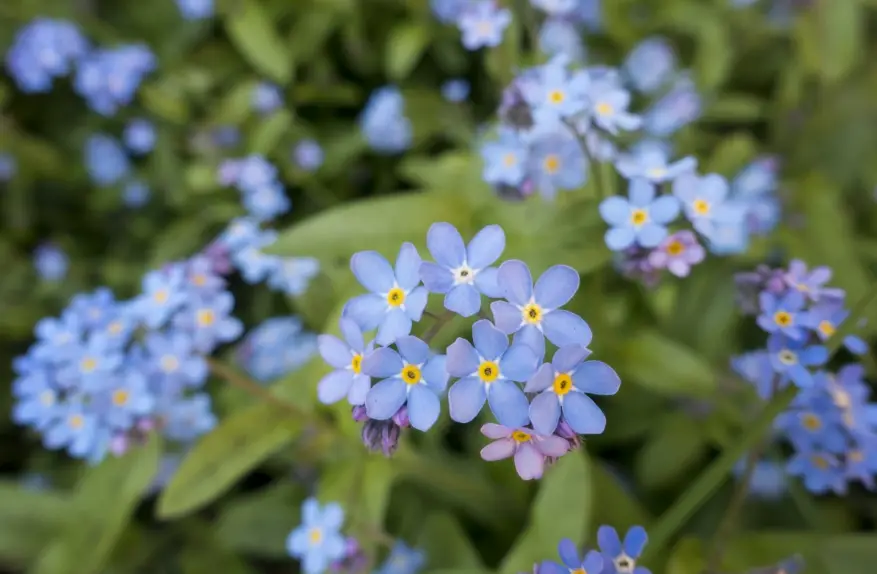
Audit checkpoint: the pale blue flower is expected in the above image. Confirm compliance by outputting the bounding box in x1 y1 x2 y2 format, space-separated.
287 498 347 574
317 318 375 406
458 1 512 50
599 179 680 250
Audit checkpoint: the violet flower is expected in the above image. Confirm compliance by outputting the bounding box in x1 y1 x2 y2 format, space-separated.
479 423 569 480
647 230 705 277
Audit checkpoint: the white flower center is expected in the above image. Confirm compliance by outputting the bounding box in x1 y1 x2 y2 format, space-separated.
452 263 477 285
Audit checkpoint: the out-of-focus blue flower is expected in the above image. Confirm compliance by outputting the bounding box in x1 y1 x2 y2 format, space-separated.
731 350 777 399
766 333 827 388
220 155 290 222
597 525 651 574
238 316 317 383
419 222 505 317
4 18 88 93
804 302 867 354
446 319 537 427
230 228 282 283
252 81 283 114
374 541 425 574
74 44 156 116
540 539 603 574
733 458 787 499
457 1 512 50
85 134 131 186
293 139 324 171
520 55 589 125
571 0 601 30
430 0 468 23
624 37 676 94
33 243 69 281
643 76 702 137
672 172 737 238
538 18 585 62
616 141 696 184
786 449 846 494
783 259 845 303
0 153 17 181
441 78 471 102
123 118 156 155
176 0 214 19
360 87 413 154
267 257 320 296
481 128 529 187
531 0 578 16
527 131 587 199
173 291 243 353
287 498 346 574
344 244 428 346
599 179 680 251
732 156 779 198
122 180 151 207
586 78 642 134
242 182 291 222
756 290 807 340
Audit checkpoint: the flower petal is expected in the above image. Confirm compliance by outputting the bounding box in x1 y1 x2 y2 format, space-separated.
320 503 345 529
395 242 422 291
637 223 667 248
473 319 509 360
286 527 309 556
365 377 408 420
623 526 649 558
467 224 506 269
500 342 538 382
339 318 364 353
419 262 454 294
348 374 371 405
649 195 680 224
487 379 530 427
481 422 513 439
529 391 561 435
351 251 395 293
534 264 580 309
480 437 515 461
543 310 593 348
404 286 428 321
562 392 606 434
539 561 568 574
427 222 466 268
628 178 655 206
597 525 622 557
361 347 403 378
343 294 387 331
407 385 441 431
302 497 321 524
553 344 591 372
514 326 546 364
446 338 480 377
491 300 523 334
581 551 604 574
317 370 355 404
536 435 569 457
605 227 635 251
376 309 412 347
448 376 487 423
524 362 554 392
395 335 430 365
572 360 621 395
445 284 481 317
557 539 581 569
422 355 449 392
318 334 351 369
514 442 545 480
498 260 533 306
474 266 503 298
599 196 631 226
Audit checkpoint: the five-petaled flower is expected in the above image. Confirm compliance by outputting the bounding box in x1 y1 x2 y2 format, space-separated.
317 318 375 406
540 538 604 574
599 179 680 251
597 525 651 574
479 423 568 480
286 498 347 574
756 290 807 340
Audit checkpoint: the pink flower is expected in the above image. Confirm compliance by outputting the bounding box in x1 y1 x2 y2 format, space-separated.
648 230 705 277
479 423 569 480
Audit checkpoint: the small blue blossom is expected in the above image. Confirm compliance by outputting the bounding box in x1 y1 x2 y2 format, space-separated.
287 498 346 574
252 81 283 114
597 525 651 574
520 55 589 125
643 76 702 137
33 243 69 281
586 79 642 134
360 87 413 154
122 180 151 207
4 18 89 93
732 156 779 198
672 172 736 238
624 37 676 94
731 351 777 399
457 1 512 50
0 153 16 181
267 257 320 296
766 333 827 388
293 139 324 171
144 332 208 387
446 319 537 427
527 131 587 199
756 290 807 340
135 266 187 329
344 244 428 346
84 134 130 186
317 318 375 406
786 449 847 494
804 302 867 354
73 44 156 116
615 142 696 184
783 259 845 303
161 394 217 442
430 0 468 23
733 458 787 499
530 0 578 15
539 539 603 574
599 179 680 251
419 222 505 317
441 78 471 102
123 118 156 155
241 181 291 222
481 128 529 187
237 317 317 383
176 0 214 19
230 228 282 283
374 541 425 574
538 18 586 62
173 291 243 353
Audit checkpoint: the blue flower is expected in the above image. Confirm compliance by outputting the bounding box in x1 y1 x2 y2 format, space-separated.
804 302 867 354
135 267 186 329
62 334 122 392
766 333 827 388
586 79 642 134
672 172 737 237
597 525 651 574
123 118 156 155
42 402 102 459
756 290 807 340
33 243 69 281
84 134 130 186
363 336 448 431
732 156 779 198
538 18 585 62
32 312 83 363
230 229 282 283
786 449 847 494
374 541 425 574
734 459 786 499
442 78 471 102
4 18 88 93
238 317 317 383
252 81 283 114
122 180 151 207
161 394 217 442
703 206 750 255
12 370 60 431
624 37 676 94
267 257 320 296
520 55 589 125
457 1 512 50
642 76 702 137
615 143 696 184
344 244 428 346
731 351 777 400
317 318 375 406
287 498 347 574
241 181 291 222
419 222 505 317
73 45 156 116
176 0 214 19
174 291 243 353
540 539 603 574
446 319 537 427
144 332 208 387
783 260 845 303
527 131 587 199
360 86 413 154
97 371 154 429
293 139 324 171
490 260 591 359
525 345 620 435
0 152 16 181
481 128 529 187
599 179 680 251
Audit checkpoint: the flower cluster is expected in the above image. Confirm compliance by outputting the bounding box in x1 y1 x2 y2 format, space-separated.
84 120 157 207
11 251 243 462
732 260 876 494
360 87 413 155
4 18 89 93
315 222 620 480
538 525 652 574
252 81 284 115
235 316 318 383
218 155 292 222
73 44 156 116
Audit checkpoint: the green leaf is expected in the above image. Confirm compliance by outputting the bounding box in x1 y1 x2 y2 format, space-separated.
702 96 767 123
0 482 72 566
157 402 303 518
635 417 709 489
223 0 293 84
386 23 430 80
33 436 162 574
666 538 706 574
616 329 717 397
499 452 592 574
418 513 484 569
693 17 733 92
249 110 294 154
215 482 304 557
590 461 651 533
139 82 190 123
796 0 862 84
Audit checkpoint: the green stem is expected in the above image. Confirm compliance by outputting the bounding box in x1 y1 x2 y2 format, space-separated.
207 358 308 416
421 309 456 344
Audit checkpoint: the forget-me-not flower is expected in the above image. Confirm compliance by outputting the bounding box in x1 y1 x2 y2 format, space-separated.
783 259 845 302
85 134 130 186
33 243 69 281
293 140 324 171
643 76 702 137
441 78 471 102
73 45 156 116
123 118 156 155
520 55 589 125
457 1 512 50
623 37 676 94
586 79 642 134
804 303 867 354
597 525 651 574
176 0 214 19
480 423 569 480
286 498 347 574
4 18 88 93
599 179 680 251
673 172 735 237
756 290 808 340
481 128 529 187
767 333 828 388
317 318 375 406
540 539 604 574
252 81 283 114
527 132 586 199
360 87 413 154
616 142 696 184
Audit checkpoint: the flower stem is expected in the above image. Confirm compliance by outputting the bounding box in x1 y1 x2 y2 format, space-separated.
421 310 456 344
207 357 305 415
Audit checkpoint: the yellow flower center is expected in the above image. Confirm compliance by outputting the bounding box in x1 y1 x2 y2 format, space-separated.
811 454 829 470
692 199 711 215
522 303 542 325
778 350 797 365
595 101 613 116
308 527 323 545
107 321 123 335
80 357 98 373
543 154 560 174
68 414 84 430
630 208 648 226
112 389 130 406
401 364 422 385
502 152 517 167
795 282 809 292
548 90 565 104
39 390 55 406
830 387 851 409
571 568 587 574
646 168 665 179
197 309 215 327
479 361 499 383
386 287 405 307
153 289 169 304
161 355 180 373
666 240 684 256
553 373 573 396
849 450 864 463
802 413 822 431
818 320 835 337
512 430 531 443
351 354 362 374
773 311 792 327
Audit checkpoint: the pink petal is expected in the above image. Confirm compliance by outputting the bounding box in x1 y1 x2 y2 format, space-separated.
481 422 513 439
514 442 546 480
481 438 516 461
535 435 569 457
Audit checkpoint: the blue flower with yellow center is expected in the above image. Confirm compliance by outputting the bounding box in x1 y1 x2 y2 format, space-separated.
599 178 680 251
286 498 347 574
756 290 807 340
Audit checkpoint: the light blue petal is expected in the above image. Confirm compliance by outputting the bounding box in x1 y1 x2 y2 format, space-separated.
649 195 680 224
318 334 351 369
395 335 430 365
534 264 579 309
303 550 329 574
344 294 386 331
351 251 395 293
422 354 449 392
637 223 667 247
605 227 636 251
473 319 509 360
427 222 466 268
404 286 428 321
467 224 506 269
408 384 441 431
539 561 568 574
361 347 403 378
553 345 591 372
365 377 408 420
543 310 593 348
445 284 481 317
571 360 621 395
671 172 698 202
667 156 697 178
349 374 371 405
487 379 530 427
500 342 538 382
317 370 355 404
448 376 487 423
420 261 453 293
582 551 604 574
529 391 561 435
323 533 347 561
474 266 503 298
801 345 828 365
628 178 655 206
498 260 533 306
491 301 523 334
597 526 622 558
701 173 728 203
445 338 480 377
623 526 648 558
562 391 606 434
514 325 546 364
320 503 345 529
558 539 581 569
339 317 364 353
395 242 422 291
302 497 321 525
377 309 412 346
286 527 310 556
599 196 631 226
524 362 554 392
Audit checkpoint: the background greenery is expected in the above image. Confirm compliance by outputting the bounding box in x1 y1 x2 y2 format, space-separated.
2 0 877 573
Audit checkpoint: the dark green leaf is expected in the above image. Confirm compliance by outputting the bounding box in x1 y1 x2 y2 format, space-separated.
223 0 294 84
418 513 484 569
616 330 718 397
0 482 72 566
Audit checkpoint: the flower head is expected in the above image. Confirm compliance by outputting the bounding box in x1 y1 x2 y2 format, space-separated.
287 498 347 574
540 540 603 574
647 230 704 277
360 86 413 154
597 525 651 574
766 333 827 388
317 318 375 406
599 179 680 251
479 423 569 480
783 260 845 303
616 143 696 184
457 1 512 50
756 290 808 340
